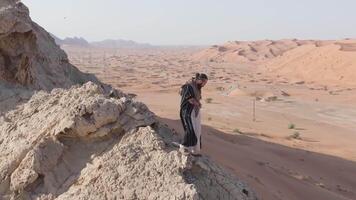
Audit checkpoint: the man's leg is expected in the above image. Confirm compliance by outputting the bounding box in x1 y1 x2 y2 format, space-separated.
190 111 201 155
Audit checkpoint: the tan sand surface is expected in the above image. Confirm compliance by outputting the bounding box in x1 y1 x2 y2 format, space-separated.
62 44 356 200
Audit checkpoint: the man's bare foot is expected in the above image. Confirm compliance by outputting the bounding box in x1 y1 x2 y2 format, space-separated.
172 142 180 147
172 142 190 153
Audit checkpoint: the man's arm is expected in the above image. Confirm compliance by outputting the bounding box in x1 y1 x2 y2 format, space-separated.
188 98 201 107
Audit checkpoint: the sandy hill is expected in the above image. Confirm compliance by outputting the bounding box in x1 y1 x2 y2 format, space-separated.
0 1 256 200
265 39 356 86
193 39 317 63
195 39 356 86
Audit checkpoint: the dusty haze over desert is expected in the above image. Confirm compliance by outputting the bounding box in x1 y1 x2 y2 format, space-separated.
2 1 356 200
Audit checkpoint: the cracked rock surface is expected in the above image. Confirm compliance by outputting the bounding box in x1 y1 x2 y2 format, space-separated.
0 82 256 200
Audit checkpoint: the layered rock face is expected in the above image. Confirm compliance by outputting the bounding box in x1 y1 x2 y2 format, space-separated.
0 1 97 90
0 82 256 200
0 1 103 114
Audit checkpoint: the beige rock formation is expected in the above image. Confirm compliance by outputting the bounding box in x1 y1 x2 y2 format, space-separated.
0 1 109 115
0 82 256 200
0 1 98 90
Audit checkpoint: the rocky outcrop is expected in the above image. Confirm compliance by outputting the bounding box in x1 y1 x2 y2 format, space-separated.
0 1 113 115
0 82 256 200
51 35 90 47
90 39 153 49
0 1 97 91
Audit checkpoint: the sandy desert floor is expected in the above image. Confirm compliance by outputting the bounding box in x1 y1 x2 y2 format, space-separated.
64 46 356 200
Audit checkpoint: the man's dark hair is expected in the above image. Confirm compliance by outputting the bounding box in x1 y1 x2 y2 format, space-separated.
195 73 208 80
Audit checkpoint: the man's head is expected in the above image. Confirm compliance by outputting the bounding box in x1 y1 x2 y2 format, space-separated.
195 73 208 88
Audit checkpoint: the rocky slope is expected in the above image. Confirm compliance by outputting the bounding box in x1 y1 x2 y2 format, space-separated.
0 82 256 200
0 1 103 114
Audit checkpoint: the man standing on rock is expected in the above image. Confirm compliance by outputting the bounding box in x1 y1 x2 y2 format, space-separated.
178 73 208 156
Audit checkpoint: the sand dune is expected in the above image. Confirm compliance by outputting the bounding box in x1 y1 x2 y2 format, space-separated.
193 39 315 63
265 40 356 86
195 39 356 87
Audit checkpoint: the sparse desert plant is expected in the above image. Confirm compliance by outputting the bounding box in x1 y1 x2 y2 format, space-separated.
205 98 213 103
216 86 225 91
288 131 301 140
233 128 242 134
208 117 212 121
288 123 295 129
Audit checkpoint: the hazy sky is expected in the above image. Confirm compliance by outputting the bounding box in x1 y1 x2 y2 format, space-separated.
22 0 356 45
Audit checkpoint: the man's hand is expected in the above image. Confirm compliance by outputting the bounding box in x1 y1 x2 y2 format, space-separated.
188 98 201 108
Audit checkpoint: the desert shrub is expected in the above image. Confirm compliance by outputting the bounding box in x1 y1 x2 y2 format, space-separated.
288 131 301 140
288 123 295 129
233 129 242 134
216 87 225 91
205 98 213 103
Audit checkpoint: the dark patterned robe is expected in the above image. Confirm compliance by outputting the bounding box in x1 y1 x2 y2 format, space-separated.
180 81 201 147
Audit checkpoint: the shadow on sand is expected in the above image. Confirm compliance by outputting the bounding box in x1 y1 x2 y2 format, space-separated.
159 117 356 200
